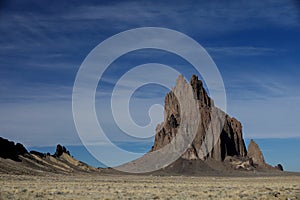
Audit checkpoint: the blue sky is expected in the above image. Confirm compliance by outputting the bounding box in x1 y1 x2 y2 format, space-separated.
0 0 300 171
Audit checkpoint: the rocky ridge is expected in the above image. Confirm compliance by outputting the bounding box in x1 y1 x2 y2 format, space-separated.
0 137 28 162
0 137 99 175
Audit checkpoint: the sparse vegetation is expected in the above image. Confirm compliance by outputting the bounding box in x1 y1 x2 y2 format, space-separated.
1 174 299 199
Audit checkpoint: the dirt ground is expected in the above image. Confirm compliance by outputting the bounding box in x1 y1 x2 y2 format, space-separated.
1 174 299 199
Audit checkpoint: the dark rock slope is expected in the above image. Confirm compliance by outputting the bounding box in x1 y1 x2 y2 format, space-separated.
0 137 99 175
0 137 28 161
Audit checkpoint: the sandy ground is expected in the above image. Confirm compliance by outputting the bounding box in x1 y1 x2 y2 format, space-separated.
0 174 299 199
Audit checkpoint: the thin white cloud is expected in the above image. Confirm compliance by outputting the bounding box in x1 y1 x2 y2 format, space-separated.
0 1 298 71
0 83 72 102
0 100 80 147
228 95 300 139
207 46 276 56
62 1 299 31
224 69 300 101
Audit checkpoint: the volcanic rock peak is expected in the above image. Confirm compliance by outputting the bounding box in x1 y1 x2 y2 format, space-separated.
153 74 247 161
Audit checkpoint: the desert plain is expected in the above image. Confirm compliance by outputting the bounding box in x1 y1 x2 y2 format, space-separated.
1 173 299 200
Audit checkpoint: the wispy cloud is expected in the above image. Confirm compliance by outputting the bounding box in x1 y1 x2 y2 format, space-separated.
0 100 80 147
224 68 300 101
228 95 300 139
0 0 298 72
0 84 72 103
62 1 299 29
207 46 276 56
225 68 300 139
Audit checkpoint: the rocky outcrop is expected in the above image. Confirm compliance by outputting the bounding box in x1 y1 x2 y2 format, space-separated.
30 150 46 158
275 164 284 171
247 139 266 166
152 75 247 162
0 136 98 174
0 137 28 161
54 144 70 157
247 139 279 170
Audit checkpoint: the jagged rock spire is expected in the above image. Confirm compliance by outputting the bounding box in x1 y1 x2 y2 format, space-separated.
152 75 247 161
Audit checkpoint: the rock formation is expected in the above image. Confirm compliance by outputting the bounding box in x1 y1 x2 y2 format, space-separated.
149 74 286 173
54 144 70 157
247 139 280 170
152 75 247 162
0 136 98 174
247 139 266 166
0 137 28 161
30 150 46 158
275 164 284 171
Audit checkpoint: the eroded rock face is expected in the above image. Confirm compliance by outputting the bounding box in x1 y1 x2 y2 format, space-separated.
0 137 28 161
219 116 247 160
0 136 99 174
247 139 266 166
53 144 70 157
152 75 247 161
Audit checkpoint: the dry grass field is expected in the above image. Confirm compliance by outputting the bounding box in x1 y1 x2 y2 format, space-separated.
1 174 299 199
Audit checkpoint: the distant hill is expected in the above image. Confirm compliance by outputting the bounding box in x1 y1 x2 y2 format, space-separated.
0 137 100 175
